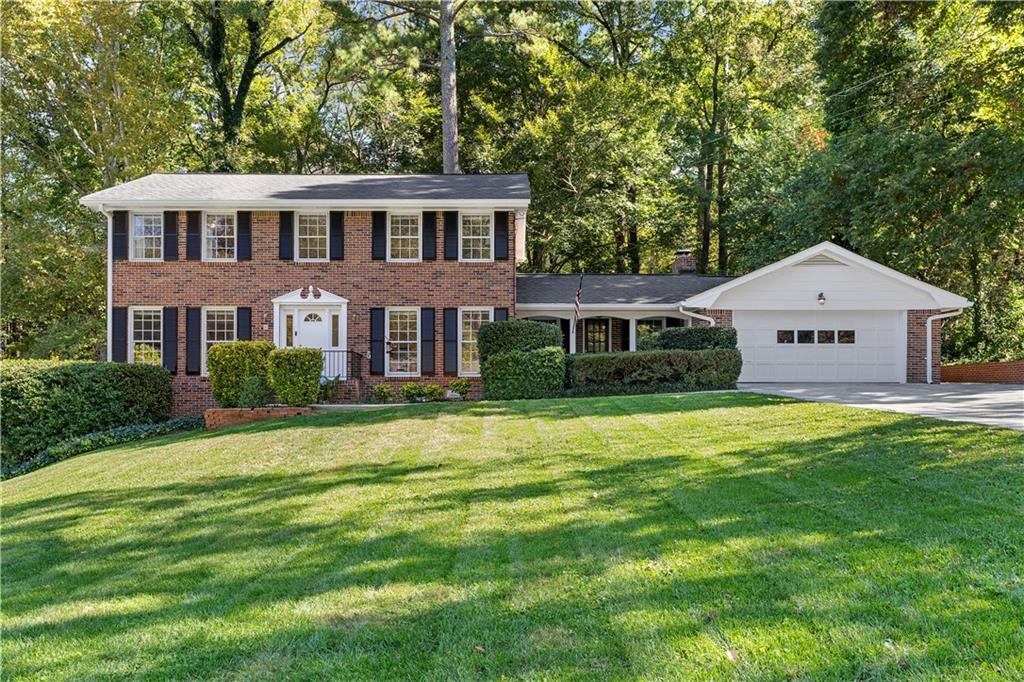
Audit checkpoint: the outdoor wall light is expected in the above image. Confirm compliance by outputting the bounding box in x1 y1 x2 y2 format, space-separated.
817 292 827 305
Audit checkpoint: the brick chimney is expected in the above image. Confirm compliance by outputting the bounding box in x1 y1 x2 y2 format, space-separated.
671 249 696 274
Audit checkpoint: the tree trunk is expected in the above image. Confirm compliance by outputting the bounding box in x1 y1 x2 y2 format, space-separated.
614 209 627 273
716 136 729 274
627 183 640 273
439 0 460 174
696 160 712 274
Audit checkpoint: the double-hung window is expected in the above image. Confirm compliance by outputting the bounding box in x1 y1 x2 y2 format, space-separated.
459 213 493 261
130 213 163 261
459 307 492 376
202 307 236 374
385 307 419 376
129 307 162 365
388 214 421 261
297 213 328 261
203 212 236 261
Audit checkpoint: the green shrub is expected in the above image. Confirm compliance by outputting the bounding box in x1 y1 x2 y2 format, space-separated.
566 348 742 396
318 375 344 404
267 348 322 406
371 384 395 403
206 341 275 407
449 377 472 399
2 417 205 480
478 320 563 363
238 375 275 408
1 360 172 466
400 382 425 402
637 326 737 351
422 383 446 402
482 347 565 400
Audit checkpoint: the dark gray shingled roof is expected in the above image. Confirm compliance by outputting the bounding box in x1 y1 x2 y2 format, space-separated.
80 173 530 205
516 273 737 305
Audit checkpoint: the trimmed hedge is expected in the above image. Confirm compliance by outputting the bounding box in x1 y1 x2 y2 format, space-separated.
566 348 742 396
482 347 566 400
207 340 276 407
478 320 563 363
2 417 205 480
267 348 322 406
637 326 738 351
1 360 172 466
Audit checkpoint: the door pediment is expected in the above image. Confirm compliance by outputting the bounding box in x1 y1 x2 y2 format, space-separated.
272 286 348 305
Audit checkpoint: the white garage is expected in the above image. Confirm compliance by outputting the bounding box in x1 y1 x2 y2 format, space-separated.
681 242 972 384
732 310 903 382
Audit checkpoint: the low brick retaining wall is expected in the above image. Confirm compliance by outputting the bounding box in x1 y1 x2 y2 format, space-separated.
940 360 1024 384
205 406 312 430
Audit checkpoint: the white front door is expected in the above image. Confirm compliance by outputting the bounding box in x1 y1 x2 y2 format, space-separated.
293 309 331 350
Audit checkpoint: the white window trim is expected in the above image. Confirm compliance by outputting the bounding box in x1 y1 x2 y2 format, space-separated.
384 306 420 377
128 211 164 262
200 306 237 376
294 211 330 263
386 211 422 263
201 211 238 263
127 306 163 364
457 306 494 377
458 211 494 263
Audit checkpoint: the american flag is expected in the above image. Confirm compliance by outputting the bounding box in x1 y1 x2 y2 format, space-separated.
573 272 584 323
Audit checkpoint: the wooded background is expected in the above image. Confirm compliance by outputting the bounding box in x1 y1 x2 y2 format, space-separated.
2 0 1022 363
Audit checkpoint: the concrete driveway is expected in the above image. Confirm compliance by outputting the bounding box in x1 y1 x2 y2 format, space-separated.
740 383 1024 431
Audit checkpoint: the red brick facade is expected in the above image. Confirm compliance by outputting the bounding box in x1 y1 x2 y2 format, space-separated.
692 309 732 327
906 309 945 383
941 360 1024 384
113 210 516 415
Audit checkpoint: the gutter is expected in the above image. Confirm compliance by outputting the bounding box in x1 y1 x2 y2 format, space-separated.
926 308 963 384
677 305 716 326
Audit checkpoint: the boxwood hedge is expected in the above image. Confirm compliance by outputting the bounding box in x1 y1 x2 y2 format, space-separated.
482 347 566 400
637 326 737 351
207 340 276 407
566 348 742 396
1 360 172 466
478 320 563 364
267 348 322 406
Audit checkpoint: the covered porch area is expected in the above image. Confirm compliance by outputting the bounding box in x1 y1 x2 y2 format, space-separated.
517 307 696 354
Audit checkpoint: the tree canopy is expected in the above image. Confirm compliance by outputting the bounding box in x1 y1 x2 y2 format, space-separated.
2 0 1021 362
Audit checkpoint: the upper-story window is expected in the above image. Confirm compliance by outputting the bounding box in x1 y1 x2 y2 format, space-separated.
297 213 328 261
388 213 421 262
203 212 236 261
130 213 163 261
460 213 493 261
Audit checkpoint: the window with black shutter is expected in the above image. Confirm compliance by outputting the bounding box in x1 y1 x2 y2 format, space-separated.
421 308 435 374
370 308 385 375
443 308 458 375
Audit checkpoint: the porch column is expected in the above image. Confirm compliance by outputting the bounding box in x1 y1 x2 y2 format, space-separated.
568 318 577 354
628 319 637 352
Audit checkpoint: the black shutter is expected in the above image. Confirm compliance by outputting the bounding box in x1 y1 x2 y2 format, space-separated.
494 307 509 322
237 307 251 340
370 308 385 375
494 211 509 260
186 211 202 260
237 211 252 260
560 319 571 352
421 308 435 375
330 211 345 260
112 211 128 260
185 307 201 375
111 306 128 362
279 211 294 260
163 211 178 261
443 308 458 375
422 211 437 260
371 211 387 260
162 307 177 374
443 211 459 260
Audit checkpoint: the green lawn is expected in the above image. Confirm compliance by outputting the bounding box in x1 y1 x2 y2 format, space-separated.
3 393 1023 681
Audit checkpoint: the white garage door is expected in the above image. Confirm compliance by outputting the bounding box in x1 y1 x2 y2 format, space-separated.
733 310 903 383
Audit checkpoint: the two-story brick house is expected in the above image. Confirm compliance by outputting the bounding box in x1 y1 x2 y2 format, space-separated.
81 173 529 414
82 172 972 415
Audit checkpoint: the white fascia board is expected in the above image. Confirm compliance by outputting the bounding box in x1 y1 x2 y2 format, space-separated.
79 198 530 211
681 241 972 309
516 303 683 312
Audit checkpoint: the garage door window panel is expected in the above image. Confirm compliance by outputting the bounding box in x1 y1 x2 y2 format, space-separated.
838 330 856 344
777 330 795 344
797 330 815 344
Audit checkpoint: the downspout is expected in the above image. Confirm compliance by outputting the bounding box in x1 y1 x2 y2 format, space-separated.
677 305 716 326
926 308 963 384
100 205 113 361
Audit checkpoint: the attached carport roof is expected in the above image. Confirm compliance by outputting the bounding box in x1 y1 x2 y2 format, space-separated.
516 273 735 306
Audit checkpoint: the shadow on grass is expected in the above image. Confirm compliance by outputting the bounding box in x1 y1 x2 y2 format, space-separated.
3 397 1021 680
